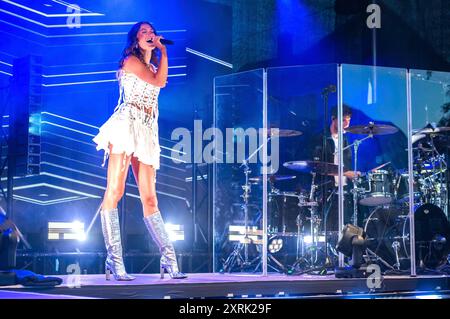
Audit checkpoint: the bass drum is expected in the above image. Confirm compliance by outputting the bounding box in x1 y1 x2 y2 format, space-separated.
364 203 450 270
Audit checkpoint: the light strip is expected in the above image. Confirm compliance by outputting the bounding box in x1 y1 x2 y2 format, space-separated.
160 153 187 164
125 190 185 201
0 60 12 67
41 130 96 147
42 142 101 159
0 50 17 58
124 192 140 200
186 47 233 69
52 0 93 13
159 161 187 173
9 183 47 191
3 0 103 17
46 22 138 28
47 29 187 37
26 196 82 205
157 171 185 183
42 153 130 189
0 20 124 38
38 173 134 194
168 74 187 78
1 18 185 38
160 144 187 155
41 161 107 180
42 66 185 78
0 10 136 27
0 9 48 27
41 121 96 137
13 194 90 206
42 75 186 87
41 172 106 191
42 70 116 78
0 19 48 37
40 172 184 201
47 61 117 68
42 112 100 129
42 79 117 87
10 182 101 198
0 70 12 76
41 152 103 169
43 159 184 192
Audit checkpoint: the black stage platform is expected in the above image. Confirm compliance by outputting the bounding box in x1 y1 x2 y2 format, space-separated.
1 273 449 299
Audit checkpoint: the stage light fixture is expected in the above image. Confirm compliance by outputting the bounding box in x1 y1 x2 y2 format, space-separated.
228 225 262 244
48 221 86 241
165 223 185 242
303 235 326 245
336 224 367 269
268 237 283 254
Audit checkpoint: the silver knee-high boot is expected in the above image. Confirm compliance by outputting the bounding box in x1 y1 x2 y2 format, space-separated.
143 211 187 279
100 208 135 281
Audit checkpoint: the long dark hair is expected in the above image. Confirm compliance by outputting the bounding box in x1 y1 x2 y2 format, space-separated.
118 21 159 70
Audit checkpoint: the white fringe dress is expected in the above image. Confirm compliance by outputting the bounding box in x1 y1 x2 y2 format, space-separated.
93 69 161 170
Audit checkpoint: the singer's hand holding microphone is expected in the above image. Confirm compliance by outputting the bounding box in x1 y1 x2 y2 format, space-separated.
147 36 174 49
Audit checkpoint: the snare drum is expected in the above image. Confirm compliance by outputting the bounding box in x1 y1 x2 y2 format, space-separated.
359 170 395 206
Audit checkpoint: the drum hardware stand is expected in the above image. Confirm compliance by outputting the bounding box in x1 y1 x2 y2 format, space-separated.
291 172 325 271
222 138 271 272
296 213 305 258
427 134 448 216
342 128 374 226
221 160 256 272
392 241 401 270
365 248 396 271
307 172 321 265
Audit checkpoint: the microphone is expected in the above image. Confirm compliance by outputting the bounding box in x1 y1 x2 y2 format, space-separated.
321 85 336 96
322 85 336 94
147 38 174 45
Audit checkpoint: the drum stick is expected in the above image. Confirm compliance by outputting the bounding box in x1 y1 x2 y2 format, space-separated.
370 161 391 172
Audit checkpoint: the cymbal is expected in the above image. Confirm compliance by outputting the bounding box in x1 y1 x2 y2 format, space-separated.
412 126 450 135
283 160 338 176
267 128 302 137
412 133 426 144
249 175 296 184
345 123 398 135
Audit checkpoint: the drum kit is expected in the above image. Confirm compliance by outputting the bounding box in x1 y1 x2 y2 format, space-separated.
223 122 450 274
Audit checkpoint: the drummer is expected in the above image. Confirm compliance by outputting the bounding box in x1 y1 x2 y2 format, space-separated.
313 105 361 182
312 104 361 231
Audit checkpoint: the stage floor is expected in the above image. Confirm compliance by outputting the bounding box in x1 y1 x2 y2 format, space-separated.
1 272 450 299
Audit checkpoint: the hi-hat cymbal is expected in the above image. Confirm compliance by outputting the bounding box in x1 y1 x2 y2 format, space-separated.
249 175 296 184
345 123 398 135
267 128 303 137
283 160 338 176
